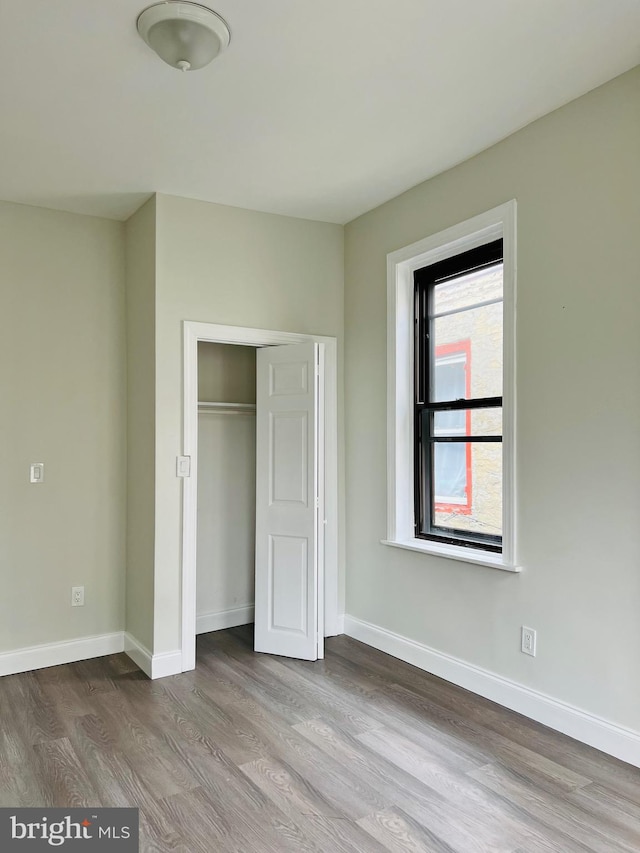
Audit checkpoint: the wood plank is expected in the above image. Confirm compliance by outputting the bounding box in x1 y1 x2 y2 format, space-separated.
470 762 636 853
566 783 640 848
32 737 100 808
239 756 346 818
376 681 592 794
294 718 555 853
357 807 456 853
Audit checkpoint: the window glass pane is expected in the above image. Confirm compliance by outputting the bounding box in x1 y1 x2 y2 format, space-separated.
432 300 502 400
434 441 467 501
430 441 502 539
433 407 502 437
433 355 466 417
433 263 502 315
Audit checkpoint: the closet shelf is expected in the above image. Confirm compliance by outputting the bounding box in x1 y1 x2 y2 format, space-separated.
198 401 256 415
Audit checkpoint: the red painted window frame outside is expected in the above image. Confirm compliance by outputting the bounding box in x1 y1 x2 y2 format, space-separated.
434 339 472 515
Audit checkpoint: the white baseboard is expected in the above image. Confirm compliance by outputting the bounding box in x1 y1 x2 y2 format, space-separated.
196 605 254 634
123 633 152 678
124 633 182 680
0 632 124 678
336 613 345 635
0 630 182 682
150 649 183 679
344 615 640 769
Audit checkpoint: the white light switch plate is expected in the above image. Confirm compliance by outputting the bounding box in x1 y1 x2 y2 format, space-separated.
176 455 191 477
30 463 45 483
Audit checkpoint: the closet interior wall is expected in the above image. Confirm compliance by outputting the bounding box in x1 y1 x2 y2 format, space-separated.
196 342 257 634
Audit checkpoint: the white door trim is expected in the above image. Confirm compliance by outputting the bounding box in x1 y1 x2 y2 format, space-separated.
181 321 339 672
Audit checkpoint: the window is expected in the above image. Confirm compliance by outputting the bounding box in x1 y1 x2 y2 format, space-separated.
384 202 518 572
414 241 503 552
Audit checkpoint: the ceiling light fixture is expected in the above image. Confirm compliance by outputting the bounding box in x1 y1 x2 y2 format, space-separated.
137 1 230 72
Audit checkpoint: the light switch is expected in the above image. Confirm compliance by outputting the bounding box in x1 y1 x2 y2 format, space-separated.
30 463 45 484
176 455 191 478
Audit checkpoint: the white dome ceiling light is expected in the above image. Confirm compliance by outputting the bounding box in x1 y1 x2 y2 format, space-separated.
137 2 231 72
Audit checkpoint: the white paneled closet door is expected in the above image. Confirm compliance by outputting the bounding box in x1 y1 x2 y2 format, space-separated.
254 342 324 661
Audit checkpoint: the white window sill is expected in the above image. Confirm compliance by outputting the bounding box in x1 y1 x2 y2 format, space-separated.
381 538 522 573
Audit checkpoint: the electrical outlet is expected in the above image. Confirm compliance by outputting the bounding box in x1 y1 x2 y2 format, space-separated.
521 626 537 657
71 586 85 607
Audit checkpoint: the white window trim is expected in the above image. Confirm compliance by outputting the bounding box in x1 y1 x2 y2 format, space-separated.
383 201 520 573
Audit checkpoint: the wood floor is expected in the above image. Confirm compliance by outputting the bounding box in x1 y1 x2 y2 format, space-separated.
1 627 639 852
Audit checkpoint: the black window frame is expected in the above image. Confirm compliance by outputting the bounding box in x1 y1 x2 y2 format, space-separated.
414 239 503 553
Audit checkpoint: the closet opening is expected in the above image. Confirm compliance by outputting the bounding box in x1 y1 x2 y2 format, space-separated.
196 342 257 639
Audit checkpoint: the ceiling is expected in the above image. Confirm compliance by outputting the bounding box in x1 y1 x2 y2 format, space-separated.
0 1 638 224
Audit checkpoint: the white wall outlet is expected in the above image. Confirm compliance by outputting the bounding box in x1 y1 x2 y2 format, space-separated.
30 463 45 483
71 586 85 607
521 626 537 657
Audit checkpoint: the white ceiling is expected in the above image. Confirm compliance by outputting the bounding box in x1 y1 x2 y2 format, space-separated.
0 1 638 224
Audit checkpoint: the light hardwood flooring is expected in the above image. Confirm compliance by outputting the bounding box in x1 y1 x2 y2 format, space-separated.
1 625 639 852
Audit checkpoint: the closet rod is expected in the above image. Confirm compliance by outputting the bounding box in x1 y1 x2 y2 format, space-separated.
198 401 256 415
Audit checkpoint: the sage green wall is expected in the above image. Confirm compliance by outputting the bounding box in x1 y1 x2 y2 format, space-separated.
198 341 256 404
197 342 256 404
154 194 345 654
344 67 640 731
124 196 157 651
0 201 126 650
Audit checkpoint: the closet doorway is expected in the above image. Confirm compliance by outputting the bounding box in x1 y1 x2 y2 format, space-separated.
181 321 339 673
196 342 257 638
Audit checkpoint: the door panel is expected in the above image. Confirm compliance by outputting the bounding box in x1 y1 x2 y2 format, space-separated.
269 535 308 633
270 411 308 504
255 342 323 660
